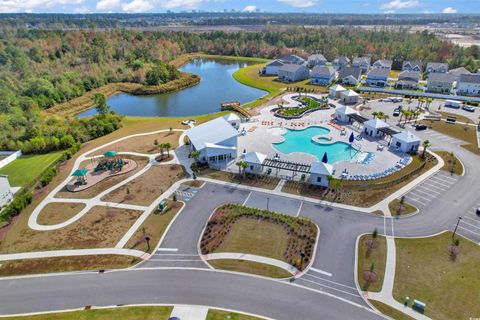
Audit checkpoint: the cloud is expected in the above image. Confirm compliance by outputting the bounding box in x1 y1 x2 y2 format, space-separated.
122 0 153 12
243 5 256 12
0 0 83 12
277 0 319 8
96 0 122 11
381 0 420 10
442 7 457 14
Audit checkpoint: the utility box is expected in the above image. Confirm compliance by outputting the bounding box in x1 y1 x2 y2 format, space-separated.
412 299 426 314
157 200 168 213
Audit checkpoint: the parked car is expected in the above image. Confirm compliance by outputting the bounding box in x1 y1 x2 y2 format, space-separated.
393 110 400 117
444 99 462 109
181 119 196 125
415 124 428 131
462 105 475 112
476 208 480 216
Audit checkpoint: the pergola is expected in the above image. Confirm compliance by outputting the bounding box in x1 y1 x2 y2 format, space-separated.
378 127 400 143
348 114 369 124
262 158 311 178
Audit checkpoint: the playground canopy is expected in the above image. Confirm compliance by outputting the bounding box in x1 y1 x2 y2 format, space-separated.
103 151 118 157
72 169 88 177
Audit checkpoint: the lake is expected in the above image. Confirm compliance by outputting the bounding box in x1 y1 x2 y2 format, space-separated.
76 58 266 118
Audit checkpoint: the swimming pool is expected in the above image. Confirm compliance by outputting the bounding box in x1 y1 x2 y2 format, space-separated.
272 126 358 163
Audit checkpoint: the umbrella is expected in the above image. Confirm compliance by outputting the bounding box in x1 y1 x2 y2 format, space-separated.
103 151 117 157
322 152 328 163
349 132 355 143
72 169 88 177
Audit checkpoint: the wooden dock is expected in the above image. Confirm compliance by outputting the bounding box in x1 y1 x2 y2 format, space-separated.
220 101 252 118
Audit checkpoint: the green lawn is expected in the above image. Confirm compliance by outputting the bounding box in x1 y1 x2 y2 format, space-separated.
369 300 414 320
357 234 387 292
0 151 64 187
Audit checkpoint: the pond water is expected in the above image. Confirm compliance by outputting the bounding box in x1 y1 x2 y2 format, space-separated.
76 58 266 118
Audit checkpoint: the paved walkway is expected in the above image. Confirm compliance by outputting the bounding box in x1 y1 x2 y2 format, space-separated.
0 248 148 262
204 252 299 276
170 305 209 320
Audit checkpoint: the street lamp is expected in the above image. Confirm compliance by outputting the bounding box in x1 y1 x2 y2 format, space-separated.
452 216 462 240
266 197 270 211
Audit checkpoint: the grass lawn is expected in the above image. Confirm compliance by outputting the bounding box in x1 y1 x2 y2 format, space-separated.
206 309 264 320
208 259 292 279
0 255 140 277
201 169 280 190
0 306 172 320
388 199 417 216
388 70 401 79
101 164 186 206
393 232 480 320
0 206 141 253
125 200 184 253
93 130 182 156
422 112 479 154
37 202 86 225
369 300 414 320
0 151 64 187
436 151 464 175
357 235 386 292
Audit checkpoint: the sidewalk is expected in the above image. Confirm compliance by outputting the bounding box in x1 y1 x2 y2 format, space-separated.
170 305 209 320
0 248 147 262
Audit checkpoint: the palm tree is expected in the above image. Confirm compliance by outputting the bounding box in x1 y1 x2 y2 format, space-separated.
158 143 165 158
163 142 172 156
236 161 248 177
412 110 421 124
372 111 379 119
382 114 390 123
191 151 201 163
422 140 431 159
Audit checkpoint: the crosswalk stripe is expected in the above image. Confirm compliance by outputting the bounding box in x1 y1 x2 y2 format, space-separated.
310 267 332 277
297 278 361 298
304 274 357 290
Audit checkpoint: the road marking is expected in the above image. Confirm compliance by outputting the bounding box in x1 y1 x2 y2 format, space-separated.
152 253 198 257
461 216 478 223
457 225 480 237
424 179 451 189
310 267 332 277
460 220 480 231
406 197 424 205
420 182 446 192
303 274 357 291
296 201 304 217
242 192 252 206
148 259 203 262
156 248 179 252
297 278 361 298
414 188 438 197
390 217 395 238
418 186 441 195
408 192 432 202
434 174 457 182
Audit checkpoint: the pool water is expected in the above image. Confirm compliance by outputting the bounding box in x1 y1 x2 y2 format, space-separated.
272 126 358 164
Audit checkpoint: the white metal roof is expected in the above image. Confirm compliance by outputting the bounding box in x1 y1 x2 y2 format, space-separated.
310 161 334 176
244 151 267 165
336 105 358 115
223 113 240 122
186 117 238 151
340 89 359 97
364 118 389 129
329 84 347 92
392 131 421 143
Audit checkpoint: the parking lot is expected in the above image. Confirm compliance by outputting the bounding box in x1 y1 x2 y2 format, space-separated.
243 191 303 216
404 171 459 209
457 203 480 244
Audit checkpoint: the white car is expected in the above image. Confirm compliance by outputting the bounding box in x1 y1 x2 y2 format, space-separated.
462 105 475 112
181 119 196 125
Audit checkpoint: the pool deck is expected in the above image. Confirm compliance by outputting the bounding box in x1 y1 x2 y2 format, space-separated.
228 96 407 179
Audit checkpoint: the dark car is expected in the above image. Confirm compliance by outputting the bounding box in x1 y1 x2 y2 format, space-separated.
476 208 480 216
415 124 428 131
393 110 400 117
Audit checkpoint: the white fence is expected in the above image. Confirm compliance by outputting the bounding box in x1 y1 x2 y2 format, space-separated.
0 151 22 169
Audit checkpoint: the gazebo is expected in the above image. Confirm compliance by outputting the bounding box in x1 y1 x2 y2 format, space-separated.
72 169 88 185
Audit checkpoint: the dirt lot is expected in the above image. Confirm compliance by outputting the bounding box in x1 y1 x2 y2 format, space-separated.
101 164 187 206
55 156 149 199
92 130 182 156
0 206 141 253
37 202 86 225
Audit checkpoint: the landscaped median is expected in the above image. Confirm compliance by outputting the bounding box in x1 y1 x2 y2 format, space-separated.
200 204 318 278
357 232 387 292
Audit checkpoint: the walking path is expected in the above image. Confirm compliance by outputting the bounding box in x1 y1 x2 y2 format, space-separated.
0 248 148 262
204 252 300 275
170 305 209 320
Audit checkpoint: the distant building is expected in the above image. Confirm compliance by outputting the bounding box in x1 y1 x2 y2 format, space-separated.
332 56 351 70
0 175 13 208
426 73 455 94
363 118 389 138
244 152 267 174
448 67 471 82
402 60 423 72
185 117 238 165
310 162 334 187
278 64 310 82
457 74 480 96
426 62 448 75
352 57 371 73
263 60 284 75
340 90 360 105
337 67 362 85
307 54 328 68
395 71 420 90
335 105 358 123
372 59 392 71
365 68 390 87
310 66 336 85
329 84 347 99
391 131 421 153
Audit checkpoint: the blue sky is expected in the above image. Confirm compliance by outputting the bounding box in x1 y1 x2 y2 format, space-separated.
0 0 478 14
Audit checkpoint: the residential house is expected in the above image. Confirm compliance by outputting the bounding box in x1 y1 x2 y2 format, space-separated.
309 162 334 187
279 54 306 65
402 60 423 72
332 56 351 70
363 118 389 138
244 152 267 174
391 131 421 153
307 53 328 67
352 57 371 73
337 67 362 85
263 59 284 75
310 66 336 85
340 90 360 105
0 175 13 208
335 105 358 123
365 68 390 87
395 71 420 90
328 84 347 99
278 64 310 82
448 67 471 82
372 59 392 70
426 62 448 75
185 117 238 165
426 73 455 94
457 74 480 96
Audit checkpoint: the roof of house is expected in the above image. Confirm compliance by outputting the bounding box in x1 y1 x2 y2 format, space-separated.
426 62 448 70
367 68 390 78
310 161 334 176
186 117 238 151
311 66 335 76
333 56 350 65
459 73 480 84
373 59 392 68
403 60 423 69
341 89 360 97
352 56 371 65
448 67 471 76
393 131 421 143
244 151 267 165
279 54 305 64
338 67 362 80
398 71 420 81
279 64 307 73
329 84 347 92
266 59 284 67
428 73 455 83
364 118 389 129
308 53 327 62
336 105 358 115
223 113 240 122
